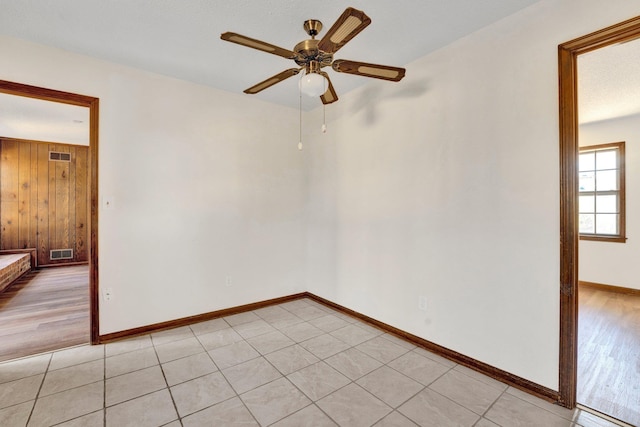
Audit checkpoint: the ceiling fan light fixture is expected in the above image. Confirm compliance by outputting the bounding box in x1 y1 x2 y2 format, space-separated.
299 71 327 97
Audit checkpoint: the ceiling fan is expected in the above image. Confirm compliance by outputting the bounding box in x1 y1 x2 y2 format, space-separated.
220 7 406 105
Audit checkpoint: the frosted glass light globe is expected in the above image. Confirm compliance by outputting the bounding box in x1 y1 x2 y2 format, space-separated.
299 72 327 97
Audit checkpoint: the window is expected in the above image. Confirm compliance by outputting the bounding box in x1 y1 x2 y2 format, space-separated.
578 141 626 242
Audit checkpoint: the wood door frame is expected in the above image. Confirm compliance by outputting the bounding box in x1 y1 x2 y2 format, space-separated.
0 80 99 344
558 15 640 408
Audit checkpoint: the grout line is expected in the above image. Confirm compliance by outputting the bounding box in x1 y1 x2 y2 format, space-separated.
151 337 181 425
24 351 52 426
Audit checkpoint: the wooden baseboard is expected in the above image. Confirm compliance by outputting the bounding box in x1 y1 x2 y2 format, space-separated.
97 293 308 343
98 290 560 405
579 281 640 296
305 292 561 404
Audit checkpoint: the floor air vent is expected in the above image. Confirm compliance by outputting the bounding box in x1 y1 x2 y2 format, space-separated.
50 249 73 260
49 151 71 162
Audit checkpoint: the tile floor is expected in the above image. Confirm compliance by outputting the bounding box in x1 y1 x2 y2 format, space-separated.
0 298 630 427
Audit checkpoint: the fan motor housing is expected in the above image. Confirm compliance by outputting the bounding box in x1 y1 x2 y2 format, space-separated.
293 39 333 67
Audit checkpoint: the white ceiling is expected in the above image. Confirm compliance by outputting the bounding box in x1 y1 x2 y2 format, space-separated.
0 0 637 140
0 0 542 110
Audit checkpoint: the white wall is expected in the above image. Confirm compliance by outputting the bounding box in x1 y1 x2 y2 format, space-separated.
0 36 307 334
579 114 640 290
304 0 640 390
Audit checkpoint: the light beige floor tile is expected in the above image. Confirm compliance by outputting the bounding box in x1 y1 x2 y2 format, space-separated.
300 334 351 359
282 322 325 342
352 322 385 337
398 388 479 427
233 319 276 339
287 361 350 401
222 357 282 394
288 305 329 321
356 336 410 363
453 365 508 391
105 365 166 406
280 299 312 312
105 336 153 357
162 352 218 386
57 410 103 427
272 403 338 426
182 396 258 427
412 347 457 368
379 333 418 350
246 330 295 355
0 401 33 426
266 345 319 375
357 366 424 408
317 383 391 427
224 311 261 326
254 305 294 322
106 346 158 378
170 371 235 417
106 388 177 427
155 337 205 363
162 421 182 427
485 393 576 427
28 381 103 427
208 341 259 370
189 318 229 336
374 411 419 426
40 359 103 396
388 351 451 386
241 377 311 426
151 326 195 346
0 374 43 409
474 418 500 427
0 353 50 384
270 313 306 330
308 314 350 333
506 386 578 420
330 324 377 346
429 369 503 414
196 328 244 351
325 348 382 380
49 345 104 371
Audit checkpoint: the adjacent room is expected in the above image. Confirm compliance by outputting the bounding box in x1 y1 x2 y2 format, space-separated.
0 1 639 426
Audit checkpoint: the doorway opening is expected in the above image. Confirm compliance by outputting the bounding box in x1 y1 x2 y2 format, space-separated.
558 14 640 425
0 80 99 358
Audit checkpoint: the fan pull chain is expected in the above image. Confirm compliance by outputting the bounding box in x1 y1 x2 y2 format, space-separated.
321 78 327 133
298 79 303 151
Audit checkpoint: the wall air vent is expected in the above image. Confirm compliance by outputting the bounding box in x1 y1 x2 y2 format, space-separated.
49 151 71 162
50 249 73 260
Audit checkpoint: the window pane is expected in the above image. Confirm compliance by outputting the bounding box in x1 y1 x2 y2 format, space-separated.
579 214 595 233
596 194 618 213
596 170 617 191
579 172 595 192
579 195 594 213
595 214 618 235
596 150 617 170
579 152 595 172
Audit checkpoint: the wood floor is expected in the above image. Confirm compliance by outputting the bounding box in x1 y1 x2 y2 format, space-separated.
578 284 640 426
0 265 89 362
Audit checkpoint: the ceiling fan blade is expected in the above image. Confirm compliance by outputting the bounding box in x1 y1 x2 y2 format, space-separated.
317 7 371 54
244 68 301 94
332 60 406 82
319 72 338 104
221 32 296 59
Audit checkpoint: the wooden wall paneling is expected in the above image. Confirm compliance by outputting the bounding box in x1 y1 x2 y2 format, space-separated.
55 144 71 262
18 141 32 249
1 140 20 250
48 144 57 264
29 142 39 256
75 146 88 262
68 146 77 262
37 142 50 266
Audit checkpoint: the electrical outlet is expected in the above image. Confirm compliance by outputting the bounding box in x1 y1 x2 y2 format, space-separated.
103 287 113 302
418 295 427 311
225 276 232 287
